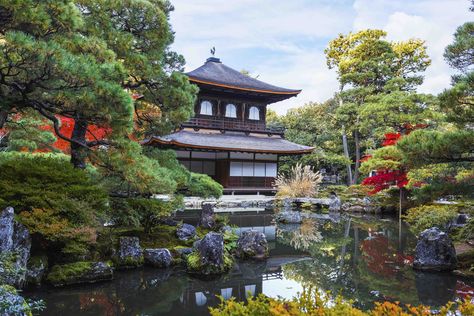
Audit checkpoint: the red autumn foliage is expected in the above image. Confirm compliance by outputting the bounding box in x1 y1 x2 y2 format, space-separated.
381 133 401 146
362 132 408 194
362 170 408 194
40 116 111 153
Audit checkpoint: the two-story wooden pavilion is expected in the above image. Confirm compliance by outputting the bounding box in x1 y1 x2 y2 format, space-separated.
143 57 313 194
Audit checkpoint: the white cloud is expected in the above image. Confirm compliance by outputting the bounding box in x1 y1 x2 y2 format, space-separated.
169 0 472 114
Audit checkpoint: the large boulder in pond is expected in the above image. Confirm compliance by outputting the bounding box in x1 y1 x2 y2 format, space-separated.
413 227 457 271
236 230 269 260
186 232 232 275
0 207 31 288
199 203 216 229
176 223 196 241
144 248 172 268
47 261 113 287
117 236 143 268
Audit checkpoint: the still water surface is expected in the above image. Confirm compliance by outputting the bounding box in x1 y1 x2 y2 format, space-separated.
25 210 474 315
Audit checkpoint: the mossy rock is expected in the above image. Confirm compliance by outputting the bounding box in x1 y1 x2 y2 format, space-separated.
186 251 234 275
454 249 474 279
47 261 113 287
26 255 48 286
114 255 144 269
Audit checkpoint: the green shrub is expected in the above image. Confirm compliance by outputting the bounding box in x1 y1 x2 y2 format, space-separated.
0 152 108 258
110 196 182 233
404 204 458 235
186 173 223 198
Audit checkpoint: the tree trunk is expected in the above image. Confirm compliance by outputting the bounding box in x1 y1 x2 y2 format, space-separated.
70 117 88 169
0 109 8 129
352 130 361 184
342 126 352 185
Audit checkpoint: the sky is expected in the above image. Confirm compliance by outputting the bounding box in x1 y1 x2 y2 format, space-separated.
169 0 473 114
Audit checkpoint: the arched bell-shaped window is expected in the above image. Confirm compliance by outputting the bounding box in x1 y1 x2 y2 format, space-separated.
249 106 260 120
225 103 237 118
200 100 213 115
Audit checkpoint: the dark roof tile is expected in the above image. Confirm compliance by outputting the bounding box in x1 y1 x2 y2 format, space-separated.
186 57 301 95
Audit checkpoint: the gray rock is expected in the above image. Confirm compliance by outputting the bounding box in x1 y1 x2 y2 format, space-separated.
236 230 269 259
187 232 231 275
26 255 48 287
275 211 302 224
199 203 216 229
197 232 224 268
176 223 196 241
118 236 143 268
144 248 172 268
0 207 31 288
0 207 14 252
448 213 470 229
11 222 31 287
328 193 341 212
413 227 457 271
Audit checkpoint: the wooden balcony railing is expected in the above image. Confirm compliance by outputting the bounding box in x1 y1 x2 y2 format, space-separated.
182 117 284 135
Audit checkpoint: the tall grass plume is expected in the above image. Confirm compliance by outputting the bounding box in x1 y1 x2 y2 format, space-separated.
275 163 323 198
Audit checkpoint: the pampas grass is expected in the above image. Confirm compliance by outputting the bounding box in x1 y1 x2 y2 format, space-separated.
275 163 323 198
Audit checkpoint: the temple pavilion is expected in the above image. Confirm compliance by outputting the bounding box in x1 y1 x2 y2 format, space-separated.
143 56 313 194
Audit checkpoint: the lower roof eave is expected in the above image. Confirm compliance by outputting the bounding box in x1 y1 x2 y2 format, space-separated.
141 137 314 155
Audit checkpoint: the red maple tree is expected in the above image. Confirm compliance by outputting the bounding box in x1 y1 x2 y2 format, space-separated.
361 132 407 194
361 123 427 195
40 116 111 153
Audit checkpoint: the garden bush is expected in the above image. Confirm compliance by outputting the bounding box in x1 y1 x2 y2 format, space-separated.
110 196 182 233
186 172 223 198
0 152 108 259
404 204 458 235
209 287 474 316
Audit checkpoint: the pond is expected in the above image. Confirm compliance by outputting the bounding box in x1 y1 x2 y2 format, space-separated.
25 210 474 315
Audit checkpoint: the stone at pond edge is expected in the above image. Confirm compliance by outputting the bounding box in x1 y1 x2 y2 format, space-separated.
199 203 216 229
236 230 269 260
26 255 48 287
413 227 457 271
186 232 233 275
328 193 341 212
0 207 32 288
117 236 144 268
144 248 172 268
47 261 113 287
275 210 302 224
176 223 196 241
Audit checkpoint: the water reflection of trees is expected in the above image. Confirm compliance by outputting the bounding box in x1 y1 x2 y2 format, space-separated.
275 215 457 309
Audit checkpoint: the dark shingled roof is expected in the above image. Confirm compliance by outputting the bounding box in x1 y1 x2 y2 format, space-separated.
143 130 313 154
186 57 301 96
